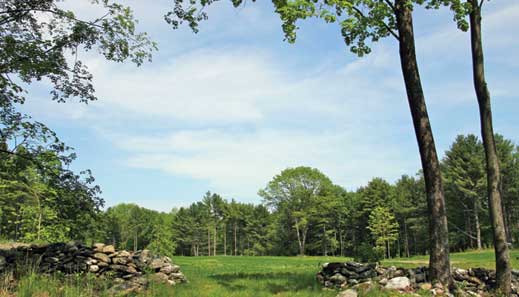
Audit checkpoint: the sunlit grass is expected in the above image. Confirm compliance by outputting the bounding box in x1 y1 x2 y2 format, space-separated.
3 250 517 296
166 256 346 297
382 249 519 269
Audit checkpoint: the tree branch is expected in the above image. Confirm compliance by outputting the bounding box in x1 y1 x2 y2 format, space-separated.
0 148 64 181
382 0 396 13
351 6 399 41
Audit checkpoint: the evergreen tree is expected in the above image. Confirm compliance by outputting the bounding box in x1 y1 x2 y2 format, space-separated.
368 206 399 259
443 135 486 250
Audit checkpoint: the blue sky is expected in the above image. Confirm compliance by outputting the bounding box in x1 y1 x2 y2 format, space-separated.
20 0 519 212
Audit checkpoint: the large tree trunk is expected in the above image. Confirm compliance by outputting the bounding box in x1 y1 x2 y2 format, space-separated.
469 1 511 293
395 0 451 286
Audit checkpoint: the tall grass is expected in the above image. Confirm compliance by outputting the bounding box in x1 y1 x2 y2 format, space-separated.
0 266 114 297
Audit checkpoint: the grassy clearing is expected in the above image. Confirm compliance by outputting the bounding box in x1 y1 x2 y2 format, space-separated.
382 249 519 269
2 249 517 296
166 256 421 297
167 256 344 297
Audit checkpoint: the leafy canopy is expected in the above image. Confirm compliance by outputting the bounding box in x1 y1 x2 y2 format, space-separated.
167 0 468 56
1 0 157 104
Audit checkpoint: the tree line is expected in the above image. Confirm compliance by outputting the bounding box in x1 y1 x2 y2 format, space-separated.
3 133 517 261
161 133 517 259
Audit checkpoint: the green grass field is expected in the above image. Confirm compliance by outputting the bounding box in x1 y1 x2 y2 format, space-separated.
383 249 519 269
2 249 518 296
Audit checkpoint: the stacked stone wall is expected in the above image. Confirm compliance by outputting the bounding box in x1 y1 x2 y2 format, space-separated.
0 242 186 294
318 261 519 296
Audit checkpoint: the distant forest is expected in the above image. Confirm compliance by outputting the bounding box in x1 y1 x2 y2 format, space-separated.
1 133 518 260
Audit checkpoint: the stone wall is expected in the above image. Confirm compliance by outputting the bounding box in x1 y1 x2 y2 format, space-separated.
317 261 519 296
0 242 186 294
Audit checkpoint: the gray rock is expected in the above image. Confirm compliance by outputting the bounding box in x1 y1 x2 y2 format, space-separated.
130 276 148 286
118 250 131 258
137 250 152 265
113 257 128 265
85 258 97 265
160 264 174 274
170 264 181 273
93 253 111 264
337 289 357 297
152 272 170 282
97 260 109 267
110 264 137 274
385 276 411 290
150 258 164 270
330 273 347 285
415 272 426 283
89 265 100 273
169 273 187 282
93 243 105 252
102 245 116 254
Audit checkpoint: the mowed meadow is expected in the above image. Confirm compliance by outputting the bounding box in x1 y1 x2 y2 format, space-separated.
167 250 519 297
1 249 518 296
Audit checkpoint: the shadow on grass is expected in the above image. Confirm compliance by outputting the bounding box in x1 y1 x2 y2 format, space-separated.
210 271 320 294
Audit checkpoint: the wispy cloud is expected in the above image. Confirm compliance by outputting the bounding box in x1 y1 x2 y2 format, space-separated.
18 0 519 208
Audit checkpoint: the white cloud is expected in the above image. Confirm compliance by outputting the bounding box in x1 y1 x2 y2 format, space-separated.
115 128 417 200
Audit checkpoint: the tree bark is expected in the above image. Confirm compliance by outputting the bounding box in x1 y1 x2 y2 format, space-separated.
396 233 401 258
339 231 344 257
404 218 410 258
395 0 451 286
323 225 327 256
294 218 304 256
503 203 513 243
36 194 41 242
214 225 217 256
207 227 211 256
301 228 307 256
466 210 472 249
234 222 237 256
469 1 511 293
224 224 227 256
474 199 482 250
